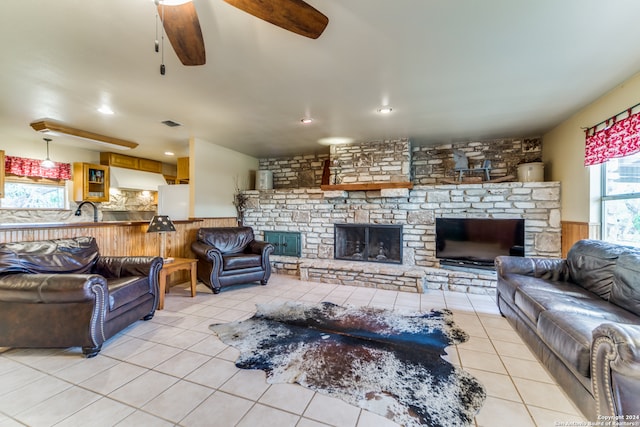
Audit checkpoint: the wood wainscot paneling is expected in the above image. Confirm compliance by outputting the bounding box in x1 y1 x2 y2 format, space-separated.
0 217 237 287
561 221 590 258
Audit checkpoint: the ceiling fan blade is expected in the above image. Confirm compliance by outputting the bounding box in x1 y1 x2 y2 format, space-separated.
223 0 329 39
157 2 206 66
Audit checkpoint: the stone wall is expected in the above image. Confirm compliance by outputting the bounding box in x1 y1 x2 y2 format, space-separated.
257 137 541 189
242 182 560 293
412 138 542 184
330 139 412 184
243 181 561 264
102 189 156 211
258 153 329 189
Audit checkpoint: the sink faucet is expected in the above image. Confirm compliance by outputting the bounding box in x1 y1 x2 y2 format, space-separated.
75 201 98 222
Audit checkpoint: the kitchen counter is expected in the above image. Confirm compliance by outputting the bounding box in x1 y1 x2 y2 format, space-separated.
0 219 200 230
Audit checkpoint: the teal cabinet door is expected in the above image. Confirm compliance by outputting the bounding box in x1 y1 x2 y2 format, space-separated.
281 233 300 257
264 231 301 257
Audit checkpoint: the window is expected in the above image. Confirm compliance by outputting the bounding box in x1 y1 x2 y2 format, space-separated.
0 178 66 209
602 151 640 247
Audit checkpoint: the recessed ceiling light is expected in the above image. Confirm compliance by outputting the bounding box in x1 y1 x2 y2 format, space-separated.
318 137 354 146
300 118 313 124
377 106 393 114
164 151 175 156
98 105 114 115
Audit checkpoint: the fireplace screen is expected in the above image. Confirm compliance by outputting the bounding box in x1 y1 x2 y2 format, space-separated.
334 224 402 264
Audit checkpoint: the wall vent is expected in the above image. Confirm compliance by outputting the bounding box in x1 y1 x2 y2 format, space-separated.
161 120 182 127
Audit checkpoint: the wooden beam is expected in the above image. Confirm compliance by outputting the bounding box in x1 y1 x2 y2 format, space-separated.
30 120 138 149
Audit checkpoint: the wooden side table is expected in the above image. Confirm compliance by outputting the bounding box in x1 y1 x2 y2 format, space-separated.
157 258 198 310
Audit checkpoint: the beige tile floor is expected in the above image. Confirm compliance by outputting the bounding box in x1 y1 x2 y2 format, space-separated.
0 274 589 427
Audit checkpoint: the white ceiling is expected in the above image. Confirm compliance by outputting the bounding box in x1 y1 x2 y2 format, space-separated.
3 0 640 163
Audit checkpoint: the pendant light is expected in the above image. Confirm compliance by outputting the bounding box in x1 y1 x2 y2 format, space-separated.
41 137 55 168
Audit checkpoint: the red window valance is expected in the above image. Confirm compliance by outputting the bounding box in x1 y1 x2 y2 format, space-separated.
4 156 72 180
585 109 640 166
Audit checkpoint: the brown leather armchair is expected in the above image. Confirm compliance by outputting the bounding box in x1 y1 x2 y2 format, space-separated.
191 227 274 294
0 236 163 357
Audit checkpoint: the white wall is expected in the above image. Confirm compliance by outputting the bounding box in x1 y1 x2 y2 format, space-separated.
543 71 640 223
2 139 99 164
190 137 259 218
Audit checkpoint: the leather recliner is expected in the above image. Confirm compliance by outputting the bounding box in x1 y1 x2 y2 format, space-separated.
0 236 163 357
191 227 274 294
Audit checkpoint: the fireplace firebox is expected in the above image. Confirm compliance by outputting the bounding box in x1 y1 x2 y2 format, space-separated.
334 224 402 264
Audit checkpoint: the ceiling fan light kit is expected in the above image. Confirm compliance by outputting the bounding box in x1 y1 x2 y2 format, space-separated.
29 120 139 150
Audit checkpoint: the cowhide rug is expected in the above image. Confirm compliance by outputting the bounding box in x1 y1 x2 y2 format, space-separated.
210 301 486 427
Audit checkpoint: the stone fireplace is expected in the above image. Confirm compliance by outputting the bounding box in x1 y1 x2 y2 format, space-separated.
245 137 557 294
334 224 403 264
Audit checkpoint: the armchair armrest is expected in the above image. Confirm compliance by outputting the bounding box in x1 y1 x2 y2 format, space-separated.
247 240 275 256
248 240 274 272
495 256 569 281
592 323 640 418
191 241 223 262
191 240 224 272
0 273 107 303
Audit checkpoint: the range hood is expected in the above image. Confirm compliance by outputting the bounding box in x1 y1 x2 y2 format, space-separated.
109 167 167 191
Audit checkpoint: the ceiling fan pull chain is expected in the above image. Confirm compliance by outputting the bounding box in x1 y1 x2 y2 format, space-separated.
160 1 166 75
154 11 159 52
153 0 166 75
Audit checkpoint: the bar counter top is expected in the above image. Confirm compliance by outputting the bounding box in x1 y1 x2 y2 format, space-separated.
0 219 201 230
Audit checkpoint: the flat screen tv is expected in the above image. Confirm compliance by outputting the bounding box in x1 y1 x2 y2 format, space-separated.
436 218 525 270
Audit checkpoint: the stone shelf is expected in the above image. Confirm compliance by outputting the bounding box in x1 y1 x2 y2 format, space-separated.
320 182 413 191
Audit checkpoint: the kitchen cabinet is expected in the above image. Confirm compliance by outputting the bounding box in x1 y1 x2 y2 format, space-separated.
138 158 162 173
176 157 189 183
100 152 162 173
264 231 301 257
73 163 110 202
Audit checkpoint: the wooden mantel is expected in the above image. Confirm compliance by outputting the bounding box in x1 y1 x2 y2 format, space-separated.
320 182 413 191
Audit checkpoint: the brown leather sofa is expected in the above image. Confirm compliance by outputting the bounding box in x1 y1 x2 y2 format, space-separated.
496 239 640 421
191 227 274 294
0 236 163 357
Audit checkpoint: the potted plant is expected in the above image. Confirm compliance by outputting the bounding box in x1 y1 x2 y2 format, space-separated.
233 176 248 226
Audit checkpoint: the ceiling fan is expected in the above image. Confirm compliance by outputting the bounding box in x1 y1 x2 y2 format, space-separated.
156 0 329 67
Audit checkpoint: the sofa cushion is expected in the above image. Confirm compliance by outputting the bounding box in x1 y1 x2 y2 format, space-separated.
566 239 627 300
223 253 262 270
514 284 595 324
498 273 566 305
610 251 640 316
0 237 99 275
198 227 255 254
537 311 604 378
107 276 150 311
